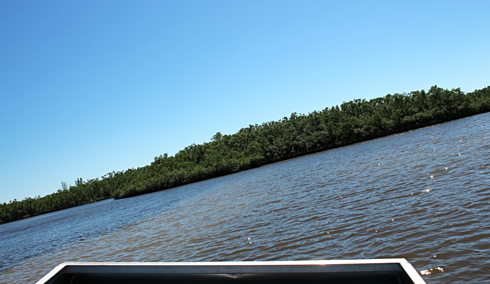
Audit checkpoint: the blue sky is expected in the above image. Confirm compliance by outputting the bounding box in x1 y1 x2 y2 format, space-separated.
1 0 489 203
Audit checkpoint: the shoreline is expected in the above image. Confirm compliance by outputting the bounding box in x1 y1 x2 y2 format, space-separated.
1 85 489 224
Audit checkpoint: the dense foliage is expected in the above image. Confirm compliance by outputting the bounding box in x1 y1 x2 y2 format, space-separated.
1 85 489 224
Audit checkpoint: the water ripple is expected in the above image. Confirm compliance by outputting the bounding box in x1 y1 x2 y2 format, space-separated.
1 113 490 284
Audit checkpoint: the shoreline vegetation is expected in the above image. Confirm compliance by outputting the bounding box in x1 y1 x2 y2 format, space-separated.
1 85 489 224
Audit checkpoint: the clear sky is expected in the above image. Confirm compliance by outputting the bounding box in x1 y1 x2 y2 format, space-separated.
1 0 489 203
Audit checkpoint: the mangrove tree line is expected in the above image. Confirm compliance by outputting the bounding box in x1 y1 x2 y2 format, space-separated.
1 85 489 224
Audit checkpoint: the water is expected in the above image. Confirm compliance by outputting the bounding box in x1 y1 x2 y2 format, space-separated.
1 113 489 283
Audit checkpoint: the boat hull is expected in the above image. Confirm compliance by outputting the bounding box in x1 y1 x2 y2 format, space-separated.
36 259 426 284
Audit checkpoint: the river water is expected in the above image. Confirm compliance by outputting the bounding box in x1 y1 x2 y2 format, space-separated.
1 113 489 283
